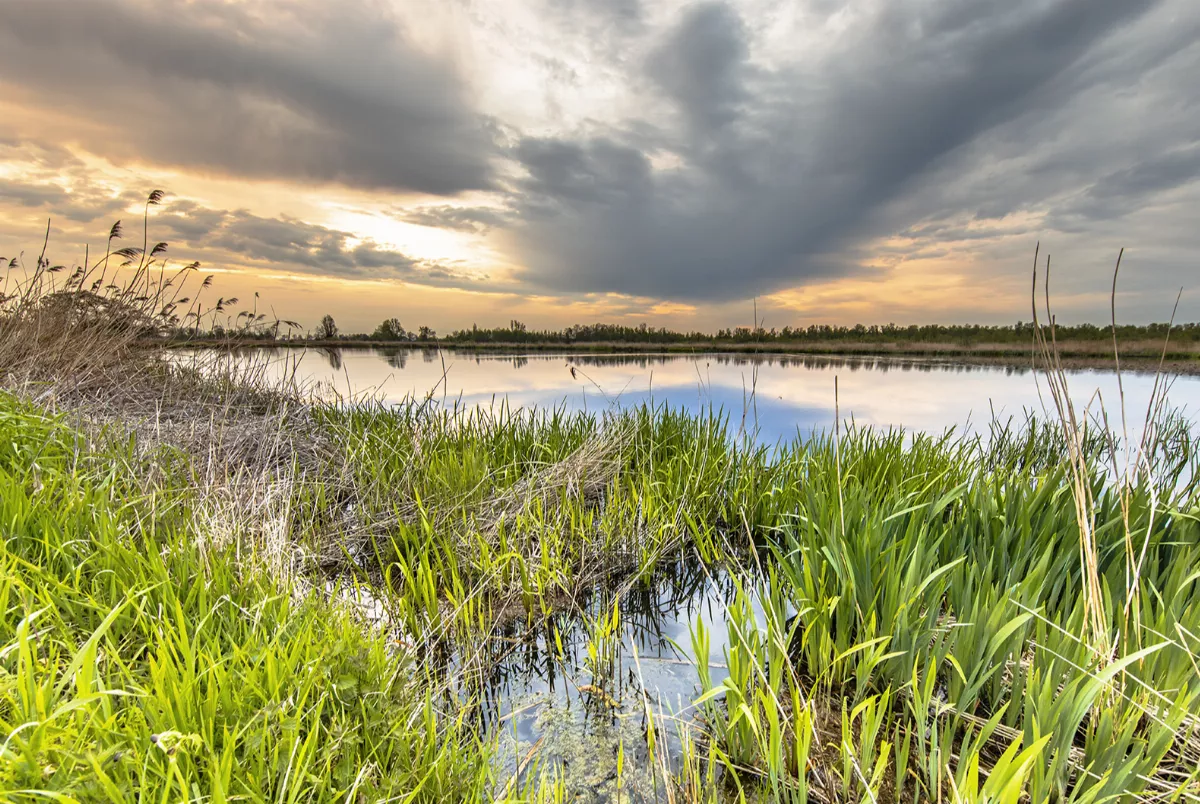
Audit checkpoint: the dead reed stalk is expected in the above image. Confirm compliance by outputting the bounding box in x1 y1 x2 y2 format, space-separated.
1031 243 1185 660
1030 244 1110 654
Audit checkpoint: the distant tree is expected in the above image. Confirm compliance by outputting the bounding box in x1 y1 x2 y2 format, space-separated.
417 325 436 341
373 317 406 340
317 314 338 339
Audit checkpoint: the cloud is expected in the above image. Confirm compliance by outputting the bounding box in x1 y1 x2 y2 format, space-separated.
3 0 1199 325
645 2 751 135
0 0 495 195
0 179 69 211
1050 144 1200 230
191 208 484 286
550 0 643 29
0 181 486 289
398 205 512 234
0 141 135 223
504 0 1192 306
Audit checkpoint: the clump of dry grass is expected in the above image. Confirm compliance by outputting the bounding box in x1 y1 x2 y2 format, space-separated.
0 190 295 397
476 424 629 536
0 193 352 584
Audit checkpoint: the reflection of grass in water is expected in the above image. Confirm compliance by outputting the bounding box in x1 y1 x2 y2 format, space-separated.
488 575 724 802
496 694 656 802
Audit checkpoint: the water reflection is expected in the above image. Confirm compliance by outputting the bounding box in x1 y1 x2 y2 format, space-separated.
558 352 1033 375
381 347 407 370
318 346 342 371
455 554 770 801
224 346 1200 446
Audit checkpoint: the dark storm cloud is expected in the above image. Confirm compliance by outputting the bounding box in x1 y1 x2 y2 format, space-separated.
514 138 655 209
646 2 751 134
0 0 495 195
509 0 1189 303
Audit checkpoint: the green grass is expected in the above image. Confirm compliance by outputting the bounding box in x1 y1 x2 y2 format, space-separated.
4 375 1200 802
10 196 1199 802
687 421 1200 802
0 394 512 802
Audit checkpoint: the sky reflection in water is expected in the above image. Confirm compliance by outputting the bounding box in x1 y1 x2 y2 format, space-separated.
251 347 1200 445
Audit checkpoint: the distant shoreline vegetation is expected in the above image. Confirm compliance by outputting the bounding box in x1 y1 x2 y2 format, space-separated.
164 319 1200 371
176 318 1200 346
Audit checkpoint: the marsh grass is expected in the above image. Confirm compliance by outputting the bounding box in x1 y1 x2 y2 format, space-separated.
679 250 1200 803
683 421 1200 802
0 394 518 802
0 192 298 395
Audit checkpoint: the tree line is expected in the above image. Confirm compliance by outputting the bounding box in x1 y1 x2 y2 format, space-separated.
282 317 1200 346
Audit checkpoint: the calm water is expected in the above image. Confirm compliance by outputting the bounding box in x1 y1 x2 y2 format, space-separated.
465 558 777 800
234 346 1200 444
224 347 1199 800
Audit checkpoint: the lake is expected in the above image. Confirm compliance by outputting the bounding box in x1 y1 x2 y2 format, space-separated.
224 346 1200 445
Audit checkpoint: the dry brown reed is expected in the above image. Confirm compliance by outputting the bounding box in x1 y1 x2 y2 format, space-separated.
1030 244 1110 653
0 193 345 584
1031 243 1185 660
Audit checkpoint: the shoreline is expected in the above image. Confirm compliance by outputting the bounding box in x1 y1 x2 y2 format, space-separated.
164 338 1200 375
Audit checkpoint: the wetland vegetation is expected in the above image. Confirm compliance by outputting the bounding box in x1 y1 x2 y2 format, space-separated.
3 206 1200 802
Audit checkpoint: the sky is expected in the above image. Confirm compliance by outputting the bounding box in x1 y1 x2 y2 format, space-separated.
1 0 1198 334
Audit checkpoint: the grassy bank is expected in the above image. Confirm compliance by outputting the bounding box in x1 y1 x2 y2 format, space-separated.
0 393 520 801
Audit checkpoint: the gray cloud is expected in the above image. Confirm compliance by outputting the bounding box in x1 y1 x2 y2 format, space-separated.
0 178 133 225
155 201 230 243
200 209 481 286
0 0 495 195
0 179 68 211
646 2 751 135
506 0 1195 307
550 0 643 27
1050 144 1200 231
0 165 486 288
4 0 1199 323
514 137 655 209
399 205 513 234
